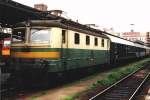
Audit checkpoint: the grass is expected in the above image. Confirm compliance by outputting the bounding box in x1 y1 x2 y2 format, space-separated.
91 67 137 87
28 91 47 100
91 58 149 88
63 58 150 100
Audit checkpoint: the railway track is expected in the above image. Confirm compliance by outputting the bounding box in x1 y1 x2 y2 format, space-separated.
89 62 150 100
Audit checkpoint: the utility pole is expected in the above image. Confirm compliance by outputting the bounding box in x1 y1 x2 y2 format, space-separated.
130 24 134 32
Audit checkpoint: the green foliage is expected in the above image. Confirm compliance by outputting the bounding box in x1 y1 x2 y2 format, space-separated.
91 58 150 88
63 96 73 100
61 92 81 100
29 92 47 100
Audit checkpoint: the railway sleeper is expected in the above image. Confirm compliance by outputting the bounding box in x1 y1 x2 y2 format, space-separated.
100 96 127 100
106 92 130 96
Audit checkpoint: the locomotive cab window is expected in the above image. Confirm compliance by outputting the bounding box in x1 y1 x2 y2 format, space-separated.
62 30 66 43
12 28 26 42
30 28 51 43
86 35 90 45
107 40 110 48
101 39 104 47
74 33 80 44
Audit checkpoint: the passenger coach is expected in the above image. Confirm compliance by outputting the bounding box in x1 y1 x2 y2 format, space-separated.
104 33 150 64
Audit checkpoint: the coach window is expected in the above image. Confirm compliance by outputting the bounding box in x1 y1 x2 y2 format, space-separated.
101 39 104 47
94 37 98 46
86 35 90 45
74 33 80 44
62 30 66 43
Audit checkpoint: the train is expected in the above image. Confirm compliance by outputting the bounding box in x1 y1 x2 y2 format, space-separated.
7 19 150 81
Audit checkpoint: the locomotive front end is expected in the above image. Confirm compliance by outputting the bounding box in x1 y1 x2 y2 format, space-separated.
10 21 62 75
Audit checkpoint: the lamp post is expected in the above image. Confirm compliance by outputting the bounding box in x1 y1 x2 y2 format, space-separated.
130 24 134 32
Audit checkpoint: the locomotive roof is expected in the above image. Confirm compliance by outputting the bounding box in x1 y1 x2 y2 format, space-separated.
14 20 109 39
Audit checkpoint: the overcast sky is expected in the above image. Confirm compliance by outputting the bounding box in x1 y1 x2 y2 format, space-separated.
14 0 150 32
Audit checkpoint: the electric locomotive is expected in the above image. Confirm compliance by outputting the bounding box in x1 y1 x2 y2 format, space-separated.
8 19 150 82
9 20 110 78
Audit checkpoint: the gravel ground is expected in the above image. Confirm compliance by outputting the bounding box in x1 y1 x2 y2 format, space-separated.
15 68 116 100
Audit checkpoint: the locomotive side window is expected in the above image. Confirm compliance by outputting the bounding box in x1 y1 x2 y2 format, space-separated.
94 37 98 46
30 28 51 43
86 35 90 45
107 40 110 48
74 33 80 44
101 39 104 47
62 30 66 43
12 28 25 42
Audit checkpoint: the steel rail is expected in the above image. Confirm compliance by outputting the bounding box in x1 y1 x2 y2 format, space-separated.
129 72 150 100
89 63 149 100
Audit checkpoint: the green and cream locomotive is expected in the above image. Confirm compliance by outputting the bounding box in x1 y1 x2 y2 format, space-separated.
10 20 110 76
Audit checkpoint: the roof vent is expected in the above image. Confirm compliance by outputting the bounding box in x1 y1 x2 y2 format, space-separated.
49 10 63 17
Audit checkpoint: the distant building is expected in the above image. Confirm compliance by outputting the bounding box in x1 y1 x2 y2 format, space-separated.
145 32 150 46
122 32 141 41
34 4 48 11
0 25 12 33
121 32 150 46
2 28 12 34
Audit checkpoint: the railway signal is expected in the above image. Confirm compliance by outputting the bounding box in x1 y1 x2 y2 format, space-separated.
2 37 11 56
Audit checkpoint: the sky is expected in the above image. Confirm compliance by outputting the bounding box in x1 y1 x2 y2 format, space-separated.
14 0 150 32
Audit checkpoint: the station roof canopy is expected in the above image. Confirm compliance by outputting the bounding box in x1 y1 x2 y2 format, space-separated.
0 0 105 36
0 0 55 26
